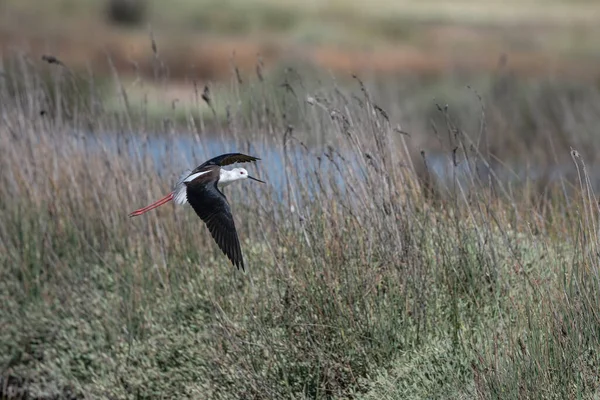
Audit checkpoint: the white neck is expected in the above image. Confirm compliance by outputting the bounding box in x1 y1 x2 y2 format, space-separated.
218 168 242 188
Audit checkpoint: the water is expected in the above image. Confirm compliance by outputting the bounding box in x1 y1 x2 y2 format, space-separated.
82 131 353 203
81 130 599 201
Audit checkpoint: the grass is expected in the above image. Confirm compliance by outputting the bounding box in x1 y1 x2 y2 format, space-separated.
1 49 600 399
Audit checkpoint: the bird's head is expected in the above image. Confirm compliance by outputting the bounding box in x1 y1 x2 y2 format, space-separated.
231 168 266 184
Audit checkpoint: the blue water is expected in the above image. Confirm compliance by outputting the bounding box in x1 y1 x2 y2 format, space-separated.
83 131 354 203
80 130 598 201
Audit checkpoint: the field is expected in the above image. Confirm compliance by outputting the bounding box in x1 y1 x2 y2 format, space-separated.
2 1 600 399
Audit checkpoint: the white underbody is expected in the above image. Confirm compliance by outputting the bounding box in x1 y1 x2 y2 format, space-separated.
173 168 247 206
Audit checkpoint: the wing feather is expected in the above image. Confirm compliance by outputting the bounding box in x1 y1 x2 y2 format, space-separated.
196 153 260 170
186 181 245 270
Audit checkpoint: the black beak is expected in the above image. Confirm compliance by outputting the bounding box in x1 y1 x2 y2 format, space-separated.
248 175 266 183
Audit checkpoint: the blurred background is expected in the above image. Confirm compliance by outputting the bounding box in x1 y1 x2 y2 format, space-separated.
2 0 599 87
2 0 600 166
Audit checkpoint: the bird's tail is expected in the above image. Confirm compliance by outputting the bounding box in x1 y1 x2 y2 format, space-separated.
173 169 192 205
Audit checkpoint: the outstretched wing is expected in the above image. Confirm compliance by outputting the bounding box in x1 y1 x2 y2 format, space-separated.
185 179 244 270
196 153 260 170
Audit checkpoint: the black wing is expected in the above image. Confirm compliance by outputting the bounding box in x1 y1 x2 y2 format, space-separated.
196 153 260 170
186 180 245 270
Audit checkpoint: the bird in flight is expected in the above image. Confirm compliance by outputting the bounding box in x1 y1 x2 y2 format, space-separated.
129 153 265 271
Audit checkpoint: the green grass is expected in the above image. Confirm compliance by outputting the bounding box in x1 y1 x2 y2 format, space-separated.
1 51 600 399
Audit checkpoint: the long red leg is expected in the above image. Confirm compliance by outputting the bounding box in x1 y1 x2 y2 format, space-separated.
129 192 174 217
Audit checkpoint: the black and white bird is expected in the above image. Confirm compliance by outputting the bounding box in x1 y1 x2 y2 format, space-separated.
129 153 265 270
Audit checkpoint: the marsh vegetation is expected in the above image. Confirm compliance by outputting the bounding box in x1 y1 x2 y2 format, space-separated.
1 46 600 399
